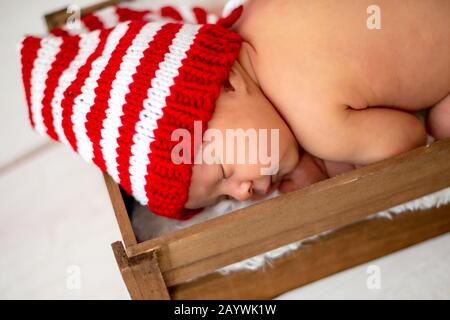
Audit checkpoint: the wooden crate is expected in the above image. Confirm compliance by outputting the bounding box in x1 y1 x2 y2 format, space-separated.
44 1 450 300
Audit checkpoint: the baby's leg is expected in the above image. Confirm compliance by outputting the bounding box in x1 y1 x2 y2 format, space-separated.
427 93 450 139
319 107 428 165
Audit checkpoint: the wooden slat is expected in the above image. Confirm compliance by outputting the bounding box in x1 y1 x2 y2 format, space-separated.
170 203 450 299
127 139 450 286
112 241 144 299
112 242 170 300
128 250 171 300
104 174 137 248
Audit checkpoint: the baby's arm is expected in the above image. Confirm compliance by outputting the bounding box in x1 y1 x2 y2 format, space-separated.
299 105 427 165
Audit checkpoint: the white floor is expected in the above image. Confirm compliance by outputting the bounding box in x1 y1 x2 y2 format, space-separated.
0 0 449 300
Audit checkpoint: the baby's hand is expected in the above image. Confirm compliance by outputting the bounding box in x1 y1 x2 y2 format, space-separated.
279 151 356 193
279 151 328 193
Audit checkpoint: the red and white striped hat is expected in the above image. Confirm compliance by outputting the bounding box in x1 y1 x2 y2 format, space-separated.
20 6 243 220
50 4 222 37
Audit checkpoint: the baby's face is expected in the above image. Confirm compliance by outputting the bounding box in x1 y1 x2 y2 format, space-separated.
185 60 299 209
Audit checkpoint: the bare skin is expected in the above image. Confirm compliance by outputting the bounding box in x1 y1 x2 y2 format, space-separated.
186 0 450 208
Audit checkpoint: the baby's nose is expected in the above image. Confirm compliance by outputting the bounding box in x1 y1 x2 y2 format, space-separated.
228 181 253 201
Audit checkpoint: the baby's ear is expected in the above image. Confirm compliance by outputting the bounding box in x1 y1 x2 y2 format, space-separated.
227 62 249 93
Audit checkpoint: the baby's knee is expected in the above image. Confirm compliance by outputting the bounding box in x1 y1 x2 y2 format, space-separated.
427 94 450 139
378 116 427 161
396 116 427 151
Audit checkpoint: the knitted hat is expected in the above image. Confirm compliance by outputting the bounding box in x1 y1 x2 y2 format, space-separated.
20 6 243 220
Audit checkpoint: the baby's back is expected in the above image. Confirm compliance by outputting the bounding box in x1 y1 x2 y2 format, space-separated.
237 0 450 110
235 0 450 165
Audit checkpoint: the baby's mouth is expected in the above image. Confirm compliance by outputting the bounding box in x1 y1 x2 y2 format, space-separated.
251 175 280 200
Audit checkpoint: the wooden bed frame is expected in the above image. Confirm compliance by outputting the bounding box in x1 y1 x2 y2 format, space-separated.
44 1 450 300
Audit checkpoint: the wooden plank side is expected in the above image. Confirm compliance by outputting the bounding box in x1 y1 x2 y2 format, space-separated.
112 241 170 300
128 139 450 286
111 241 144 300
104 174 137 248
128 250 171 300
170 204 450 299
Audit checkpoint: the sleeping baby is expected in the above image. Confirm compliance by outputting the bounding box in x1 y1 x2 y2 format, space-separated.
20 0 449 219
186 0 450 209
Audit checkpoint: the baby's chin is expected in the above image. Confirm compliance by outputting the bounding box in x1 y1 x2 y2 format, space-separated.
184 197 211 210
